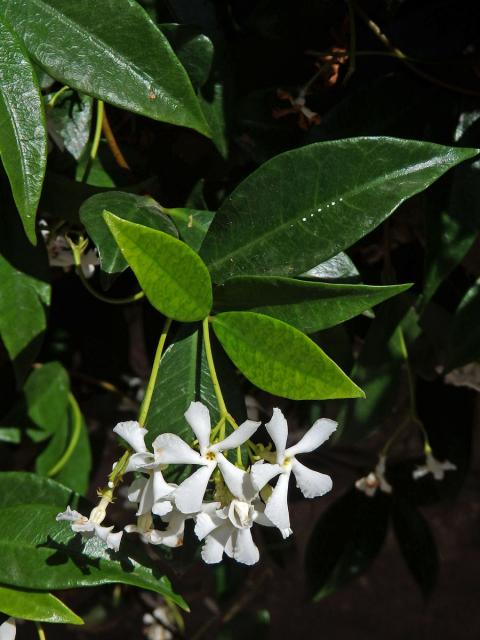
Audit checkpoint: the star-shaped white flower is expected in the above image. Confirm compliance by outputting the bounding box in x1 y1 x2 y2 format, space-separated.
194 455 273 565
0 618 15 640
126 474 175 517
356 454 392 497
151 402 260 514
413 451 457 481
56 506 123 552
251 408 336 538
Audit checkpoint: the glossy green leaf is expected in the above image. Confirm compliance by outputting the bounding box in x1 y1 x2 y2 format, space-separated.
214 277 412 333
0 16 47 243
0 428 20 444
0 585 83 625
305 489 390 600
392 497 438 597
212 312 364 400
446 280 480 370
0 0 210 137
0 472 78 510
80 192 178 274
104 212 213 321
200 138 477 282
302 252 360 283
163 207 215 251
46 89 93 160
200 80 228 158
160 24 214 89
146 327 246 448
0 504 187 608
23 362 70 440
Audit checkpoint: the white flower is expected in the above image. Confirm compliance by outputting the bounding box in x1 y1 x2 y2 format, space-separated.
143 604 174 640
251 408 336 538
40 225 99 278
0 618 15 640
413 451 457 481
126 474 175 517
355 454 392 497
148 402 260 514
194 456 273 565
56 506 123 552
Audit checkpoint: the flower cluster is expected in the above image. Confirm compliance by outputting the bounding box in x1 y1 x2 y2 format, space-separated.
57 403 336 565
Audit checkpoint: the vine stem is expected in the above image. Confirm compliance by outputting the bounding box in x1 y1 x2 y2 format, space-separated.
75 266 145 305
202 317 228 419
36 623 47 640
82 99 104 182
138 317 173 427
102 107 131 170
47 393 82 477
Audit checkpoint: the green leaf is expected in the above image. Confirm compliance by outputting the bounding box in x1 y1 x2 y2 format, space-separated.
0 428 20 444
0 472 78 509
200 138 477 282
145 327 246 447
302 252 360 283
0 16 47 243
214 277 412 334
305 489 390 600
23 362 70 440
80 192 178 274
0 0 210 137
211 312 364 400
392 497 438 597
103 212 213 321
446 280 480 370
163 207 215 251
0 504 187 609
46 89 93 160
160 24 214 89
0 585 83 625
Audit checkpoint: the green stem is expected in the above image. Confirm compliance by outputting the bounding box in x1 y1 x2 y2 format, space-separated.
76 266 145 305
82 99 104 182
36 623 47 640
138 317 172 426
47 393 82 478
47 84 70 108
202 317 228 419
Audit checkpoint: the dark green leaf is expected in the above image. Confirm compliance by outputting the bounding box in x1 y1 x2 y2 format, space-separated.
0 472 78 510
160 24 214 89
214 277 412 333
200 80 228 158
392 497 438 597
104 212 213 321
305 489 390 600
0 428 20 444
200 138 477 282
0 585 83 625
46 89 93 160
0 0 210 137
446 281 480 370
302 252 360 283
23 362 70 440
0 16 47 243
80 192 177 274
212 312 364 400
163 207 214 251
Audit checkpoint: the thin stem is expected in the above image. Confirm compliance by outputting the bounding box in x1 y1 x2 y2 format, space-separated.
202 317 228 419
102 107 131 171
380 414 410 456
47 84 70 108
36 623 47 640
47 393 82 477
398 328 430 444
82 99 104 182
343 0 356 84
138 317 173 426
76 267 145 305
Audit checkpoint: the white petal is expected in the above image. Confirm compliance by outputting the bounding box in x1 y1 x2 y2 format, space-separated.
413 466 429 480
126 452 156 473
151 511 187 547
212 420 261 452
194 510 223 540
291 459 332 498
216 452 254 500
136 475 154 515
0 618 16 640
265 472 291 532
151 500 173 517
113 421 147 453
152 469 175 502
233 527 259 565
175 465 215 513
265 408 288 458
127 477 147 504
152 433 204 465
285 418 337 457
201 523 233 564
251 460 282 491
93 525 123 551
185 401 211 454
252 501 276 527
56 506 83 523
